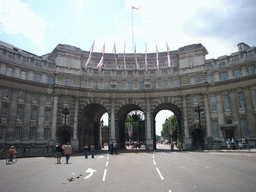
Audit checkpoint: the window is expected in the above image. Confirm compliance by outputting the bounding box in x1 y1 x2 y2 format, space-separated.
20 71 26 80
174 80 180 87
210 96 217 111
34 74 40 82
208 75 214 83
117 82 122 90
163 81 168 89
6 67 13 77
63 98 69 106
15 128 21 140
1 106 8 118
104 82 110 90
249 66 255 75
241 119 249 137
139 82 144 90
47 76 53 85
221 72 227 81
238 92 245 108
227 120 232 124
81 80 87 88
45 110 51 121
46 96 51 104
152 82 156 89
65 78 70 86
93 81 98 89
234 69 241 78
0 127 5 140
253 89 256 107
213 121 219 137
190 78 196 85
3 88 9 98
18 91 24 100
194 110 199 120
17 107 23 120
29 128 36 140
128 82 133 90
31 94 38 103
193 97 198 105
224 94 231 110
31 109 38 121
44 128 50 140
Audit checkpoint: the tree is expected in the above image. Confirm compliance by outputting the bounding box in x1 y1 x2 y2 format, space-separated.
161 115 178 141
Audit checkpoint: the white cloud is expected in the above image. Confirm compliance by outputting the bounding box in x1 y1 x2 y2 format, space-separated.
0 0 47 45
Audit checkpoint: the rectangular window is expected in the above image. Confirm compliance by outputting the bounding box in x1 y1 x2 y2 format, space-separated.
210 96 217 111
31 109 38 121
174 80 180 87
15 128 21 140
152 82 156 89
253 89 256 107
238 92 245 108
241 119 249 137
193 97 198 105
249 66 255 75
1 106 8 118
45 110 51 121
65 78 70 86
20 71 27 80
17 107 23 120
44 128 50 140
46 96 51 104
194 110 199 120
0 127 5 140
6 67 13 77
139 82 144 90
128 82 133 90
104 82 110 90
213 121 219 137
31 94 38 103
190 78 196 85
3 88 9 98
47 76 53 85
221 72 227 81
163 81 168 89
208 75 214 83
18 91 24 100
93 81 98 89
224 94 231 110
34 74 40 82
234 69 241 78
117 82 122 90
81 80 87 88
29 128 36 140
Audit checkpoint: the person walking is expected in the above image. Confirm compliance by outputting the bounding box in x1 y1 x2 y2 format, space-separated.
113 142 118 155
90 143 95 158
83 143 89 159
55 144 63 164
109 142 114 155
63 142 72 164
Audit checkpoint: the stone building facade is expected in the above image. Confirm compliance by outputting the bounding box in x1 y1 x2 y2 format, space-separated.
0 40 256 154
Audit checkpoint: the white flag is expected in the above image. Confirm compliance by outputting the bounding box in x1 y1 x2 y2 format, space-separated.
156 43 159 70
85 40 95 66
124 43 126 70
145 42 148 71
113 42 118 68
97 43 105 69
166 42 171 68
134 43 139 69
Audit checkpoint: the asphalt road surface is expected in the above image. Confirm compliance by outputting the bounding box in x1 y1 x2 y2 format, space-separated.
1 150 256 192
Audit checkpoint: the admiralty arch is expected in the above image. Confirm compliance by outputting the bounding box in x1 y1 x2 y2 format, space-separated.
0 40 256 153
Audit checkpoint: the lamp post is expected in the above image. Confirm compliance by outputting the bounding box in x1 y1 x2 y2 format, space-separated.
195 105 204 149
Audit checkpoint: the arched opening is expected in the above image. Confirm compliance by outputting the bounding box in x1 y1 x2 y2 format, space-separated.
60 130 71 144
192 129 204 149
153 103 182 150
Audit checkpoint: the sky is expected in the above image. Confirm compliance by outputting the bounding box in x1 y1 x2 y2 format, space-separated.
1 0 256 59
1 0 255 135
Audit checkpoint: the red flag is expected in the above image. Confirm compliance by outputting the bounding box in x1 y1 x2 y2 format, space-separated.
97 43 105 69
132 6 141 10
85 40 95 66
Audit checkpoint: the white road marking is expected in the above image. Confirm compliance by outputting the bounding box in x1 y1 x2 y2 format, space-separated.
106 161 108 167
102 169 107 181
84 168 97 180
156 167 164 180
153 159 156 165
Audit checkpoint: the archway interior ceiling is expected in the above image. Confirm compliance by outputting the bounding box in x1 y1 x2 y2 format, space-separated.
153 103 181 120
83 104 107 122
117 104 143 121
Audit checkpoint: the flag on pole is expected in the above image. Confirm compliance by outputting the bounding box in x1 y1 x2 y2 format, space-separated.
85 40 95 66
156 43 159 70
97 43 105 69
134 43 139 69
145 42 148 71
132 6 141 10
124 43 126 71
166 42 171 68
113 42 118 68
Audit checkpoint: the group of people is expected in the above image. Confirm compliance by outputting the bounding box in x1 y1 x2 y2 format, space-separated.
55 142 72 164
83 143 95 158
226 137 250 150
109 142 118 155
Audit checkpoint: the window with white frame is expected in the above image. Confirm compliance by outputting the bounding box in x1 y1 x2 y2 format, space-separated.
47 76 53 85
93 81 98 89
34 73 40 82
15 128 21 140
238 92 245 109
65 78 71 86
45 109 51 121
18 91 24 100
190 78 196 85
31 109 38 121
63 98 69 106
1 106 8 118
234 69 241 78
213 121 219 137
208 75 214 83
20 71 27 80
81 80 87 88
29 128 36 140
6 67 13 77
128 82 133 90
193 96 198 105
241 119 249 137
31 94 38 103
139 82 144 90
104 82 110 90
224 94 231 110
152 82 156 89
249 66 255 75
117 82 122 90
253 89 256 107
163 81 168 89
221 72 227 81
16 107 23 120
210 96 217 111
46 96 51 104
3 88 9 98
174 80 180 87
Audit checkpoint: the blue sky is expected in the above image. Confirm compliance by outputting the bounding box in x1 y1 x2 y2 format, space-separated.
1 0 255 136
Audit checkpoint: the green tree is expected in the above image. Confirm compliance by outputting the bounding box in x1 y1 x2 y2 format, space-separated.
161 115 178 141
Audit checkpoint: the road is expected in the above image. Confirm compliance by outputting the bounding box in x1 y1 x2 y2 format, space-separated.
1 149 256 192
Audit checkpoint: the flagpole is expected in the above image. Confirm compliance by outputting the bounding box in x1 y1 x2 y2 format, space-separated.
132 6 134 52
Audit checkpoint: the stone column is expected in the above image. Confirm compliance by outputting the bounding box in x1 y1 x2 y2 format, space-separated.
230 90 240 139
244 88 256 137
72 97 79 151
37 95 46 143
7 90 18 142
109 98 116 142
146 98 153 149
22 93 31 141
216 92 224 140
203 94 211 138
51 96 58 142
182 95 191 149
